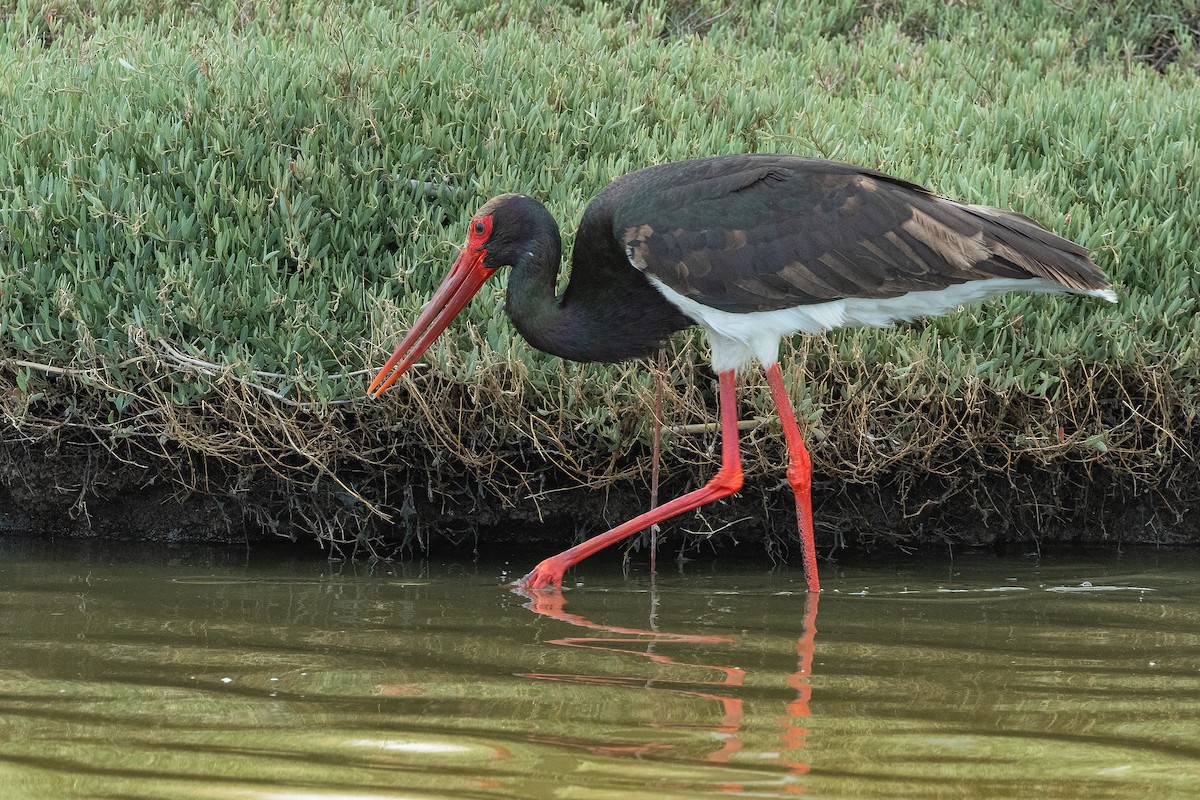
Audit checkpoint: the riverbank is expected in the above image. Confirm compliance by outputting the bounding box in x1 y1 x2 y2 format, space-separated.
2 1 1198 558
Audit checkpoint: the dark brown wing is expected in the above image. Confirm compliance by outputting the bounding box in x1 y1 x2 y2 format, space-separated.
601 155 1108 313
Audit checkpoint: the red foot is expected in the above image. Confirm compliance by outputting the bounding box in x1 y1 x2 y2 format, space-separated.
516 558 567 590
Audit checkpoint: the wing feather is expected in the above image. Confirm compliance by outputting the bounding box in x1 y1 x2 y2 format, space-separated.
606 155 1107 313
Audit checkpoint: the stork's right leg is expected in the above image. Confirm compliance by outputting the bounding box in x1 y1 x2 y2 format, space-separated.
764 363 820 593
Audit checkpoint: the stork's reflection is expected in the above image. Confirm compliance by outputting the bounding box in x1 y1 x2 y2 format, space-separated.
516 584 819 790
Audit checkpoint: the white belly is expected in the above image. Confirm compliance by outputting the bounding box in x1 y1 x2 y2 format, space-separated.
646 275 1115 374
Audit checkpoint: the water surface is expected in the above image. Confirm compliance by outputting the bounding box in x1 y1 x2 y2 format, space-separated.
2 541 1198 798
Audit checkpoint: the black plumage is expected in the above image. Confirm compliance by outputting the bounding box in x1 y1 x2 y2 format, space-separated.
605 155 1107 314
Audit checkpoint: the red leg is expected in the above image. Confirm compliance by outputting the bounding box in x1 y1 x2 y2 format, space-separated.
519 370 743 590
764 363 820 593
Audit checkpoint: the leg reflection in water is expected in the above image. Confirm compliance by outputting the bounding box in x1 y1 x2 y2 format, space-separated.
515 586 820 792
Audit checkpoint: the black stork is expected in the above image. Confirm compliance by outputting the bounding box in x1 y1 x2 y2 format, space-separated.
367 154 1116 592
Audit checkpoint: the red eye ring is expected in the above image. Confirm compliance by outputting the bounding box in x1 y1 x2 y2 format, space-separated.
468 215 493 249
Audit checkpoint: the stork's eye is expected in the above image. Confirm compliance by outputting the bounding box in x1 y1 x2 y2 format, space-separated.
467 214 493 249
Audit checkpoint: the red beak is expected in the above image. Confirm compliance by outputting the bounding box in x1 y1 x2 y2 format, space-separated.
367 247 492 398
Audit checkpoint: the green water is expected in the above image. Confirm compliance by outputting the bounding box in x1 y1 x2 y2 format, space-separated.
1 541 1198 799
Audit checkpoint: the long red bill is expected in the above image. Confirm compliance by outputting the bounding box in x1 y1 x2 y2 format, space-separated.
367 248 491 398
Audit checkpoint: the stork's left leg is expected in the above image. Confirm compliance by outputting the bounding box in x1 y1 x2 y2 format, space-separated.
518 369 743 591
764 363 821 593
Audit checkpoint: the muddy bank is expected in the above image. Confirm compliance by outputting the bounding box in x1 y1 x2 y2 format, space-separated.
4 434 1195 562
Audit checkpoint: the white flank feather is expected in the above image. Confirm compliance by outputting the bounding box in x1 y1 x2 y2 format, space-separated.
647 276 1115 374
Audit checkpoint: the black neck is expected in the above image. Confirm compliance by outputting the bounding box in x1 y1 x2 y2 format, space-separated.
502 205 691 364
503 226 592 360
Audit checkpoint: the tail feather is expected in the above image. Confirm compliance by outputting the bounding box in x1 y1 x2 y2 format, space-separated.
965 203 1116 301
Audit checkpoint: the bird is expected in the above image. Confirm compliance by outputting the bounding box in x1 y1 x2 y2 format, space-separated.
367 154 1117 592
